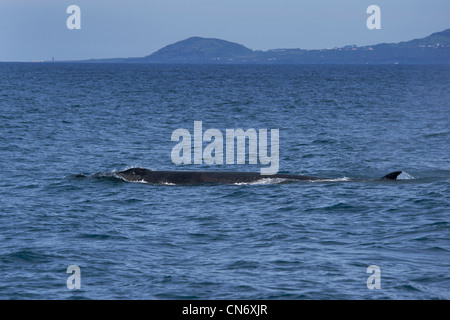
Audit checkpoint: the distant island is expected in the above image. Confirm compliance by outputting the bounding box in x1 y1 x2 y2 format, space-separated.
73 29 450 64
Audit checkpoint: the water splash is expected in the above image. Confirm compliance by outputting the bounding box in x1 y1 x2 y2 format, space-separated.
234 178 289 185
397 171 415 180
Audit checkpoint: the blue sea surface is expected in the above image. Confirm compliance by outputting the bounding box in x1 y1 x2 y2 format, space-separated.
0 63 449 299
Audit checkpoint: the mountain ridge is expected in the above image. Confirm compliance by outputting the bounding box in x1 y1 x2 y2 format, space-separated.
69 29 450 64
143 37 254 63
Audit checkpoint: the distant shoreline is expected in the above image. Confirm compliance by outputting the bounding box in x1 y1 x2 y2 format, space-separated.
4 28 450 64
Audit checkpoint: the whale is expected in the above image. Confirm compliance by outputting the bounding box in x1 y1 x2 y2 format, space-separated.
114 167 405 185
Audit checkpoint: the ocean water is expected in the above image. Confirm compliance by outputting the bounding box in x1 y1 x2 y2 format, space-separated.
0 63 449 300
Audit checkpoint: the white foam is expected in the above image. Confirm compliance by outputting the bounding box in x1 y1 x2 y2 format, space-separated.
396 171 415 180
160 182 177 186
234 178 288 185
312 177 351 182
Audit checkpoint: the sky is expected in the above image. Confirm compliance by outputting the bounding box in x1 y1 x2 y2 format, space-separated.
0 0 449 62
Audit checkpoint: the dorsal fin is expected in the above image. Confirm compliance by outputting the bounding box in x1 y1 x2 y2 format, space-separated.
381 171 403 180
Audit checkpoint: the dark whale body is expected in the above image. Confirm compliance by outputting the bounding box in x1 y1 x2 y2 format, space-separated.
115 168 404 185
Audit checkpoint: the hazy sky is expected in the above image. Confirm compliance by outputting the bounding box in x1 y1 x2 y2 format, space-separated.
1 0 449 61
